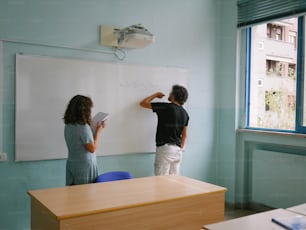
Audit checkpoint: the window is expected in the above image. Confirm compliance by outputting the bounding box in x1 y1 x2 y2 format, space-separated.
288 63 296 79
266 60 285 77
247 17 300 131
289 31 297 49
237 0 306 133
267 23 283 40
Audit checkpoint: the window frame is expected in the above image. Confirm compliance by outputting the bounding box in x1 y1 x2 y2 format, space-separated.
245 16 306 133
295 17 305 133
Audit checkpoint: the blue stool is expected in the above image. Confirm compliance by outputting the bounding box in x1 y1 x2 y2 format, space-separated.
95 171 132 183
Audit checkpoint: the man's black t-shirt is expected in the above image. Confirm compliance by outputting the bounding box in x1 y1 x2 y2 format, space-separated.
151 102 189 147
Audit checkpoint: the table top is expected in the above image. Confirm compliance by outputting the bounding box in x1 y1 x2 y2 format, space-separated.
28 175 226 220
203 208 301 230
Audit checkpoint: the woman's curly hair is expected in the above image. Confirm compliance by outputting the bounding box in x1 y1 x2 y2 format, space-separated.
63 95 93 125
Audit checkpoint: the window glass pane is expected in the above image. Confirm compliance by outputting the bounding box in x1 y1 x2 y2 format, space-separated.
249 17 298 130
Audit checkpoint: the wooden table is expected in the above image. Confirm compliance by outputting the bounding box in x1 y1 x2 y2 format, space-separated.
28 175 226 230
202 208 302 230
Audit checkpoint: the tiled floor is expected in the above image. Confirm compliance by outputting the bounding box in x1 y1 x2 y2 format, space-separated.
224 202 276 220
224 206 258 220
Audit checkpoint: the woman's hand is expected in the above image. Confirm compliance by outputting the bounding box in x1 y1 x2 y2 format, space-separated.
86 121 106 153
96 120 106 134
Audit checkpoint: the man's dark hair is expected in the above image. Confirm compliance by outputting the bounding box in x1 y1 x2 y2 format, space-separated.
63 95 93 125
172 85 188 105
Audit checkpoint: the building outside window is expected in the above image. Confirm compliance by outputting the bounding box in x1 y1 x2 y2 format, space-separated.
248 17 298 130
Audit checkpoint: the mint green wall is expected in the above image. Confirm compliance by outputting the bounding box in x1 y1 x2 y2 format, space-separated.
0 0 231 229
214 0 237 203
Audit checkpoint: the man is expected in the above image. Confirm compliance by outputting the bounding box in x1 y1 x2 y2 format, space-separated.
140 85 189 175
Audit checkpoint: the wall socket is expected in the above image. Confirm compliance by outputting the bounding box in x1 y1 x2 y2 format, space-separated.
0 152 7 161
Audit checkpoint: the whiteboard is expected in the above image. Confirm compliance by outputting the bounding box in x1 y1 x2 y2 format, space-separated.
15 54 188 161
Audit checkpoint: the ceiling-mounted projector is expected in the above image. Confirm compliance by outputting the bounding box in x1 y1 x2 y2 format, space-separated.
117 24 154 48
100 24 155 49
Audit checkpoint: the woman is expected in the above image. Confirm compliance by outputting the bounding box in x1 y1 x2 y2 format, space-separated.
63 95 105 185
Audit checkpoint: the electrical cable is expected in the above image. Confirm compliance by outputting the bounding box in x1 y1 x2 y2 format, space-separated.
0 38 126 60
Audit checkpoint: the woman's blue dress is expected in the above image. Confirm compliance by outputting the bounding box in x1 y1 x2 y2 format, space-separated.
64 124 98 185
